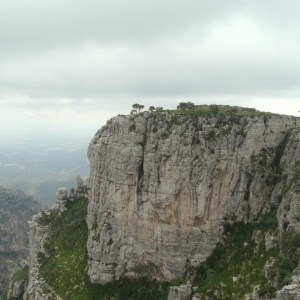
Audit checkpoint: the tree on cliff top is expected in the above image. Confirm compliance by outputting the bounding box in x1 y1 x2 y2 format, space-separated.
177 102 195 110
209 104 219 115
132 104 144 113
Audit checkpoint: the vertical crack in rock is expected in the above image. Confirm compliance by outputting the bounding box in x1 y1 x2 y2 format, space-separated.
137 157 144 209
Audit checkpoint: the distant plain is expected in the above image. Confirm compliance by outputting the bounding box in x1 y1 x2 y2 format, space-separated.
0 132 91 206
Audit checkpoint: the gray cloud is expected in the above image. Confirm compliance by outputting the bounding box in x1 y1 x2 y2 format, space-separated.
0 1 234 51
1 0 300 135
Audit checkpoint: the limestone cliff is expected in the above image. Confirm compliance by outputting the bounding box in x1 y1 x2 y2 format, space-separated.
0 187 41 297
20 106 300 300
86 110 300 284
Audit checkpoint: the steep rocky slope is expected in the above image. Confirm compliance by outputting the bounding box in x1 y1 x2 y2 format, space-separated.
16 105 300 299
86 107 300 284
0 187 41 298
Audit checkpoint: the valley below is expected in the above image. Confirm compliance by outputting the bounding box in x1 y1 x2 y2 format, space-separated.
0 134 90 206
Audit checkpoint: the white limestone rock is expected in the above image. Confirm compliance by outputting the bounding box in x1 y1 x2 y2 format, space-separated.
273 281 300 300
251 285 261 300
86 113 300 283
75 175 85 197
53 188 68 212
168 283 192 300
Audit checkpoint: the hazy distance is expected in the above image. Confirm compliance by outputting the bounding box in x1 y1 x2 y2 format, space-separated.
0 129 93 206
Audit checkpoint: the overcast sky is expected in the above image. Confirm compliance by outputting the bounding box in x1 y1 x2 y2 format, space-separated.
1 0 300 140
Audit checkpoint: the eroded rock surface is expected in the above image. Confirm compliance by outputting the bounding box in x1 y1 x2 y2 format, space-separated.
168 283 192 300
86 113 300 284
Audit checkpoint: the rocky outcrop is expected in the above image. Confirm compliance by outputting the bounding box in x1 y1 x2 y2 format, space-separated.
7 279 26 299
68 176 86 201
273 281 300 300
24 213 53 300
86 112 300 284
276 129 300 230
0 187 41 297
24 178 86 300
53 188 68 213
272 267 300 300
168 283 192 300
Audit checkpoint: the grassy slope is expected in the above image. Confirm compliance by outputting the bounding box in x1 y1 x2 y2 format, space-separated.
190 215 300 299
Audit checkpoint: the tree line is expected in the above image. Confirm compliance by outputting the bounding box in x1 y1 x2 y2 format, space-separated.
131 102 196 114
131 102 220 115
130 104 163 114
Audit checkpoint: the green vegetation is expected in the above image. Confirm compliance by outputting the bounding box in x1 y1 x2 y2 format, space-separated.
169 277 185 286
174 103 276 118
35 209 58 226
188 211 300 299
128 103 279 142
204 129 216 141
177 102 195 110
141 103 275 119
132 103 145 114
141 103 277 141
11 265 29 282
191 222 277 299
38 198 170 300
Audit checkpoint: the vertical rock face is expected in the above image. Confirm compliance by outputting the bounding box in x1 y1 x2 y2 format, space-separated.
86 113 300 284
0 187 41 296
269 130 300 299
276 129 300 231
